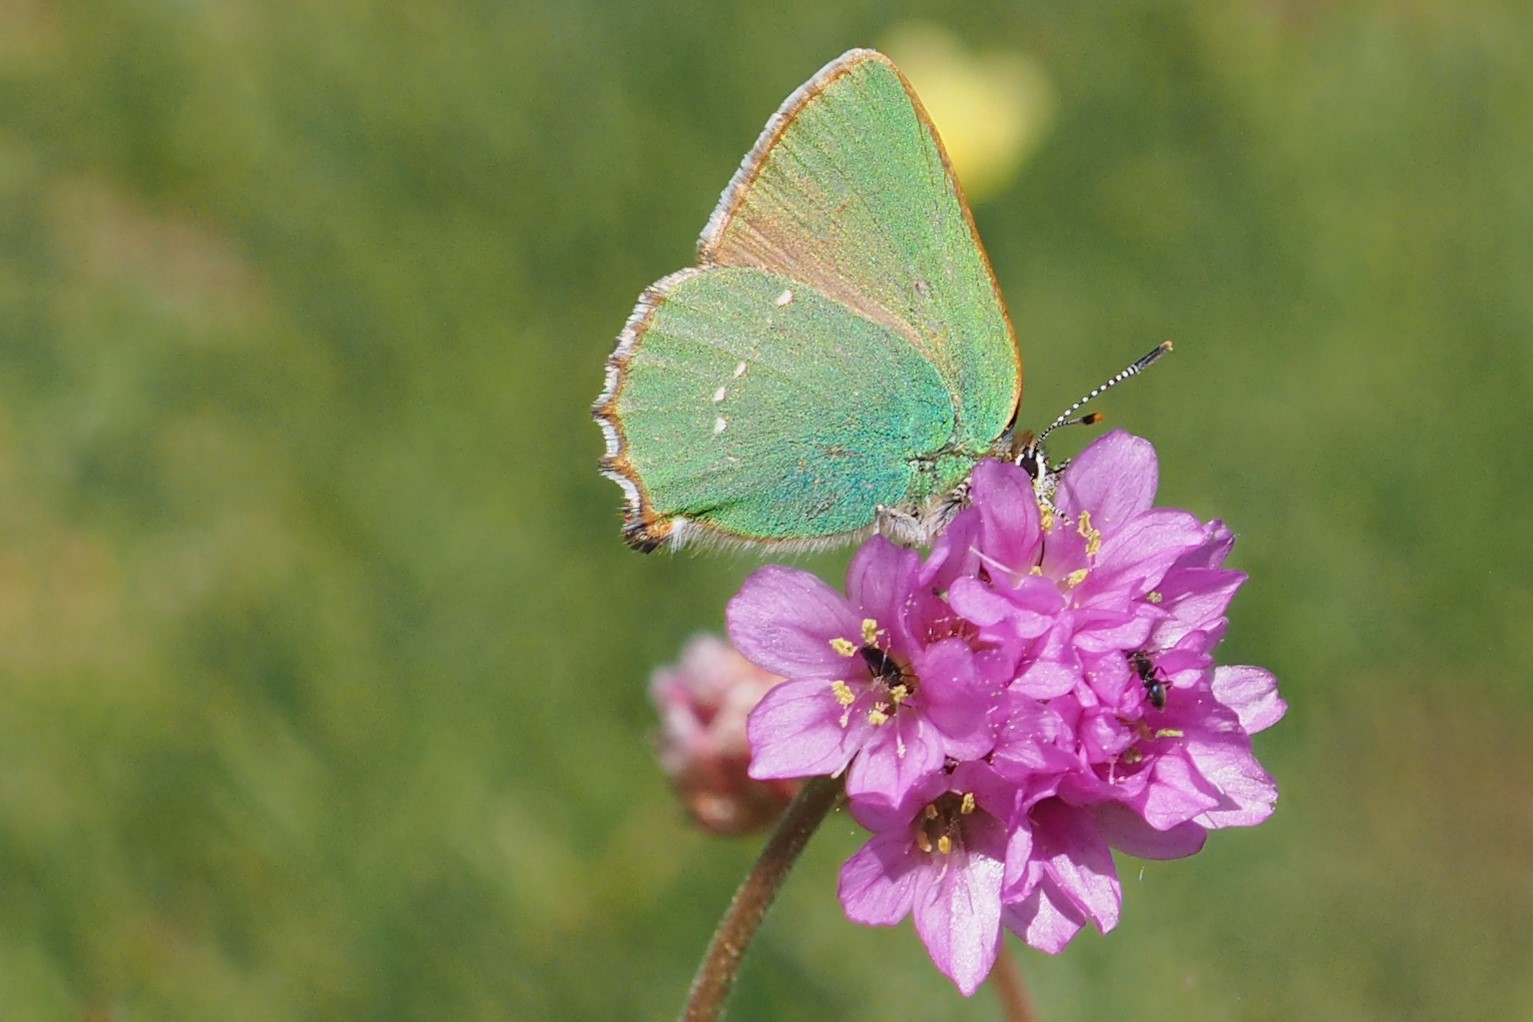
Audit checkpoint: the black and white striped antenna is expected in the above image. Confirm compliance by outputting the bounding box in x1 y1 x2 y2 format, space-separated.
1010 341 1174 491
1033 340 1174 448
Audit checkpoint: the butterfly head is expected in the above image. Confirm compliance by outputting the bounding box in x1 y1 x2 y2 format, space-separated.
1004 340 1175 503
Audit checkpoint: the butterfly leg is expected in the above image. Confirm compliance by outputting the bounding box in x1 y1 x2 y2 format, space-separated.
875 476 976 548
875 505 930 548
923 480 972 540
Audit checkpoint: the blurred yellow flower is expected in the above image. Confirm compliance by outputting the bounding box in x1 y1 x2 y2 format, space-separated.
881 23 1055 204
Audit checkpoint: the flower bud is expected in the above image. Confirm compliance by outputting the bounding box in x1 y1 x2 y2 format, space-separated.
650 634 800 835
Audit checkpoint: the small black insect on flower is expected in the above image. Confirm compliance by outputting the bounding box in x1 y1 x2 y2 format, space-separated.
1128 649 1169 711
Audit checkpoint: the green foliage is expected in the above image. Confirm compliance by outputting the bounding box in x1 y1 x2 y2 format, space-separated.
1 1 1529 1018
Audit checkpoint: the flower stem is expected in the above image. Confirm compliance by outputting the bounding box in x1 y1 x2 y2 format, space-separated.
679 774 845 1022
989 947 1040 1022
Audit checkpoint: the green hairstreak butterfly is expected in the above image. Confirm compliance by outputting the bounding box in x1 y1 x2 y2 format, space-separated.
595 48 1160 552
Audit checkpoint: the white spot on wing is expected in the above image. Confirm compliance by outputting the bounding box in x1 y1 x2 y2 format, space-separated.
714 417 728 435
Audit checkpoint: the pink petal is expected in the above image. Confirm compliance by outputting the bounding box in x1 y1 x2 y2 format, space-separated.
944 577 1015 628
745 679 856 780
1001 814 1037 894
1091 802 1208 859
1070 611 1152 653
992 695 1078 778
913 832 1006 995
1211 665 1286 734
917 638 995 751
1014 658 1082 699
922 508 983 592
1137 749 1224 829
840 830 922 925
727 567 861 677
845 536 920 646
1183 736 1280 828
1092 509 1209 594
971 458 1044 575
1154 566 1246 636
1030 800 1121 931
1057 430 1159 532
949 575 1060 641
1001 878 1088 954
846 716 946 806
1076 707 1135 761
1181 520 1236 569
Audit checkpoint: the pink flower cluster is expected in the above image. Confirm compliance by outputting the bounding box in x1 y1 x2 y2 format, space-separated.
727 432 1284 994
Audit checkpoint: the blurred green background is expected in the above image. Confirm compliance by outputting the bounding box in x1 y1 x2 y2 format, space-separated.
2 1 1530 1019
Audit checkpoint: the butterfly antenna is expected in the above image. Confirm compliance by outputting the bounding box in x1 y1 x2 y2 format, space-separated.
1035 341 1174 446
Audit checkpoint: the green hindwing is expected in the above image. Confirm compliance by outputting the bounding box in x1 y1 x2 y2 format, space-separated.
601 266 968 549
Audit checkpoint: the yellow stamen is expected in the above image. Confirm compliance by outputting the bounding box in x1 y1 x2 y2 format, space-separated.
1029 565 1043 576
936 834 953 855
1146 590 1164 604
1066 568 1089 588
916 832 933 853
830 637 857 657
861 618 880 645
1075 511 1103 557
889 684 909 704
1123 748 1144 764
1040 505 1055 532
960 792 976 815
830 680 856 707
1154 727 1184 739
923 804 940 820
867 706 889 726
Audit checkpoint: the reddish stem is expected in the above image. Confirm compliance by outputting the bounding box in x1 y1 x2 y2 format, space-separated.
989 946 1040 1022
679 774 844 1022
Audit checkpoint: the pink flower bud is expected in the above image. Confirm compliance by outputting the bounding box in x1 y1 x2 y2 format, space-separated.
650 634 800 836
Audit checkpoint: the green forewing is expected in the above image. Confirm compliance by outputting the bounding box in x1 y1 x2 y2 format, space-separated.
616 267 969 541
702 50 1020 450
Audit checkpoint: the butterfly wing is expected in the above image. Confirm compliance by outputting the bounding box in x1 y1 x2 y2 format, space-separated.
598 265 968 550
701 49 1021 452
597 49 1020 550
